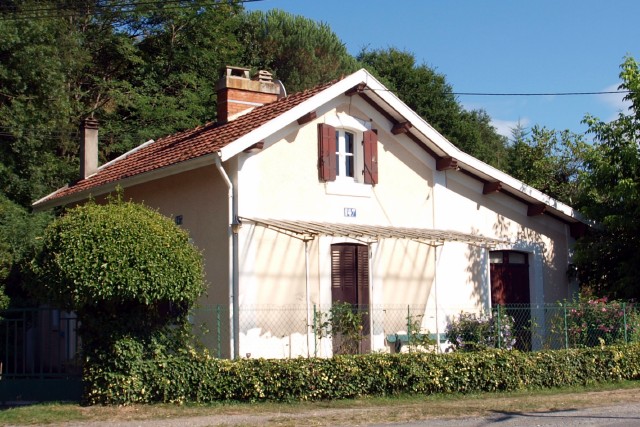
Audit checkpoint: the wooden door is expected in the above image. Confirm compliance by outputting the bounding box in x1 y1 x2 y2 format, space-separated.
490 251 530 350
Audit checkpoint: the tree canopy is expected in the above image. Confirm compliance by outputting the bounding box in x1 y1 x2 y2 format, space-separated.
572 57 640 299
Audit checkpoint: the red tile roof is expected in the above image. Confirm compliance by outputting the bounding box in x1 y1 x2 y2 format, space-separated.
37 80 335 206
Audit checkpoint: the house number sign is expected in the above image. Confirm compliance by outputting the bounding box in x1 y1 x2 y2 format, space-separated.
344 208 357 217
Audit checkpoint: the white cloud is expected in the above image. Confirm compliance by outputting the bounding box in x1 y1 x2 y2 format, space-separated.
600 82 632 119
490 118 531 139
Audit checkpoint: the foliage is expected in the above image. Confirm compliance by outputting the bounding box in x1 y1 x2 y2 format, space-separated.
573 56 640 299
445 311 516 352
405 312 435 351
313 302 366 355
562 296 640 347
357 48 509 170
238 9 358 93
30 196 205 356
0 194 52 309
83 343 640 404
31 197 204 310
506 124 587 205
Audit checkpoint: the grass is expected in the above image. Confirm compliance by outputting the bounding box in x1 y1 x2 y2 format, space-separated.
1 381 640 426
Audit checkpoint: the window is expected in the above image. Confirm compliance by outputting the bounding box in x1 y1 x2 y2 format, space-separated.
336 130 355 178
318 122 378 185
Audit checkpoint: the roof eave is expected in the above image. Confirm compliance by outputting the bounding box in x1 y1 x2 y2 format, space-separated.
33 152 219 211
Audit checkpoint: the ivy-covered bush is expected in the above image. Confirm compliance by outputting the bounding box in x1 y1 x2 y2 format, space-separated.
564 296 640 347
84 344 640 404
445 311 515 352
30 196 205 390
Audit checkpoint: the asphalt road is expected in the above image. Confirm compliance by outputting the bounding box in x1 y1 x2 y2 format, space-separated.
370 402 640 426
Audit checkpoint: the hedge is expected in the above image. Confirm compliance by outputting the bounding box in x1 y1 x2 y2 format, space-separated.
84 343 640 405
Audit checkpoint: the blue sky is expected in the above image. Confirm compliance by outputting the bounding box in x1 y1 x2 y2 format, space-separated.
245 0 640 139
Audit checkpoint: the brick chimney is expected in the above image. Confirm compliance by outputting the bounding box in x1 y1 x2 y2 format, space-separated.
80 118 99 179
216 66 281 124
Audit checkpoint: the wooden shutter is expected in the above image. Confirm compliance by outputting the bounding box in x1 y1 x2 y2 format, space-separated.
363 129 378 185
331 244 357 304
318 123 337 182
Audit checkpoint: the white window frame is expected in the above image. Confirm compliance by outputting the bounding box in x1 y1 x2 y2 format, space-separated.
324 113 372 196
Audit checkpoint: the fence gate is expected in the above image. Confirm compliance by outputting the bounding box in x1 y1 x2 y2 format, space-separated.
0 308 82 403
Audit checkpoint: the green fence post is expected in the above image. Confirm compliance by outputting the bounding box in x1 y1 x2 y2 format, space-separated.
216 304 221 358
313 304 318 357
623 302 628 344
407 305 411 352
497 305 502 349
563 304 569 350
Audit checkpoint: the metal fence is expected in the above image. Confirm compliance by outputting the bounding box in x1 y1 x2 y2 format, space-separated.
2 302 638 370
189 301 640 358
0 307 81 380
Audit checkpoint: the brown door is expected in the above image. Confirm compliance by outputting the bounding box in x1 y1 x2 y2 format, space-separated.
490 251 530 350
331 243 370 354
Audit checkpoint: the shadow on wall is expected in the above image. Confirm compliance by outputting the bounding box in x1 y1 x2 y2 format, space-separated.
465 226 490 311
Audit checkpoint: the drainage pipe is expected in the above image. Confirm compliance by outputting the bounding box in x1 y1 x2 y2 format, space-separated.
215 154 237 359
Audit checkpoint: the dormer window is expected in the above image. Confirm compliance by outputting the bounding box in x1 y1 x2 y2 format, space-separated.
318 114 378 186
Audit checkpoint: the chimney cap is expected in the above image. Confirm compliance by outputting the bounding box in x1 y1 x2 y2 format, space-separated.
82 117 99 129
254 70 273 83
225 65 251 79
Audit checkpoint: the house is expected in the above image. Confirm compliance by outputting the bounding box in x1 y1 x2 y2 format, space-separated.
34 66 587 358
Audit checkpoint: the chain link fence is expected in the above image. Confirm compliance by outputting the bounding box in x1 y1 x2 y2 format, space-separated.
3 301 639 370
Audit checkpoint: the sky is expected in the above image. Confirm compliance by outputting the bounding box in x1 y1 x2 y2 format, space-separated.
245 0 640 139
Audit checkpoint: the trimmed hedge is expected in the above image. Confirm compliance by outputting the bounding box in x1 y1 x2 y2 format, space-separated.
84 343 640 405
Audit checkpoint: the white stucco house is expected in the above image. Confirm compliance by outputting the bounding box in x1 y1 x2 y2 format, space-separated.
34 66 587 358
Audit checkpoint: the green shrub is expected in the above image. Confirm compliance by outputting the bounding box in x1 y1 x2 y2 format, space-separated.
84 343 640 405
30 196 206 398
313 301 367 354
563 296 640 347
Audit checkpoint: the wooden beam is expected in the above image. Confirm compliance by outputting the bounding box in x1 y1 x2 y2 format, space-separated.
436 156 458 171
243 142 264 153
570 222 588 239
297 111 317 125
391 121 412 135
345 83 367 96
527 203 546 217
483 181 502 194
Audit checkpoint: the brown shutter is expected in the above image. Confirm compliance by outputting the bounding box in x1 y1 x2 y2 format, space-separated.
331 244 356 304
318 123 336 182
363 129 378 185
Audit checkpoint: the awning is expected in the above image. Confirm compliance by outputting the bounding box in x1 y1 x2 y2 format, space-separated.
240 217 507 247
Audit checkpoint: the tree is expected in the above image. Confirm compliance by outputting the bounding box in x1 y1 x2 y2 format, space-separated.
357 48 509 169
573 56 640 299
0 194 51 308
237 9 359 93
30 196 205 352
506 125 586 205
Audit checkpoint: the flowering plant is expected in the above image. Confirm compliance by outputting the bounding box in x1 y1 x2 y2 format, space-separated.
445 310 516 352
564 295 639 347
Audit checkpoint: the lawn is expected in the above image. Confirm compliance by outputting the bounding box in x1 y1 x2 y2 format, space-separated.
1 381 640 426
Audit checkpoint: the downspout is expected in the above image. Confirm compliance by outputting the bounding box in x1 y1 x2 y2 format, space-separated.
305 240 311 357
215 153 238 359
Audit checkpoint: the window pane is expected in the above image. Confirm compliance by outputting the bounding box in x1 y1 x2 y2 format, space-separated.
508 253 527 264
489 251 503 264
346 155 354 177
336 154 340 176
345 132 354 154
